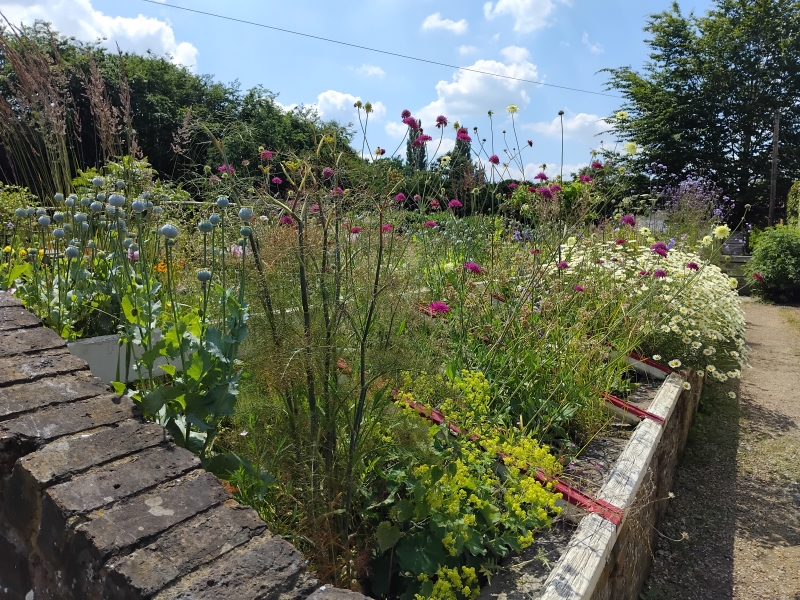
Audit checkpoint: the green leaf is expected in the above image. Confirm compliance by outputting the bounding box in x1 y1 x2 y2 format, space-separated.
391 499 414 522
111 381 127 395
376 521 403 553
159 364 177 377
140 384 185 416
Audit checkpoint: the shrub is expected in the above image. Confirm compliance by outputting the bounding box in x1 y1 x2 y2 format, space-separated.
747 225 800 301
788 181 800 226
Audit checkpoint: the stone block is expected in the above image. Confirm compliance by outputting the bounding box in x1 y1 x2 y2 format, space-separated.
0 292 22 308
5 420 169 537
104 501 268 599
0 305 40 331
0 326 65 359
0 349 87 388
153 533 318 600
308 586 370 600
64 471 230 596
0 371 110 421
0 534 32 598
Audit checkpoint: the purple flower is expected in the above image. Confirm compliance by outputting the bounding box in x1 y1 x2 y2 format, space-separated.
573 285 585 292
653 269 667 278
638 269 649 276
488 155 500 165
667 238 677 250
549 184 562 193
412 134 432 148
402 116 419 130
322 167 334 179
557 261 569 269
271 177 283 185
537 187 553 199
395 193 407 202
596 259 605 264
279 215 294 226
652 247 668 257
208 175 221 185
429 301 450 315
508 183 518 189
534 172 548 181
310 204 321 214
579 175 593 183
436 115 448 128
620 214 636 226
463 262 483 274
448 199 463 209
424 221 438 227
260 149 273 161
430 200 440 210
401 109 411 119
331 187 344 196
413 194 421 202
381 224 393 232
527 140 533 147
686 261 699 271
591 161 603 169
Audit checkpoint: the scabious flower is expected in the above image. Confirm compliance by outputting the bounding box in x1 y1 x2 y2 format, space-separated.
424 221 438 227
653 269 667 278
549 184 562 193
579 175 593 183
381 224 393 232
537 187 553 199
430 200 441 210
714 224 731 239
271 177 283 185
752 272 764 283
401 109 411 119
488 155 500 165
573 285 585 292
412 134 432 147
616 238 627 245
527 140 533 147
309 204 321 214
395 193 407 203
331 187 344 196
651 241 668 257
456 128 472 142
375 147 386 156
557 261 569 269
402 116 419 130
322 167 334 179
350 226 362 234
686 261 699 271
413 194 421 202
436 115 448 128
620 214 636 226
463 262 483 274
217 164 235 174
591 161 603 169
429 301 450 314
508 183 518 189
260 149 273 161
279 215 294 226
534 172 548 181
639 270 650 276
448 199 463 209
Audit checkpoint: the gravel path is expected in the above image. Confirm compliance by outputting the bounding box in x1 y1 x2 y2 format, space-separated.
644 300 800 600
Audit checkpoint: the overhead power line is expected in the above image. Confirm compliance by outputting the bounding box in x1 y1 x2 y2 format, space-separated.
139 0 621 99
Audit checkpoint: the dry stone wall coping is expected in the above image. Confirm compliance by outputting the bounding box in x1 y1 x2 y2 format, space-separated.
0 292 356 600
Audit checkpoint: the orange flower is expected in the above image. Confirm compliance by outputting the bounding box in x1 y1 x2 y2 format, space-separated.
154 261 168 274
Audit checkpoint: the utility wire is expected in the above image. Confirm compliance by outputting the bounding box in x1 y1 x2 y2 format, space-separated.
139 0 621 99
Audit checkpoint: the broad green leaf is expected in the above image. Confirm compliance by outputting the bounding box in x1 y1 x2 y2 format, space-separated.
375 521 403 553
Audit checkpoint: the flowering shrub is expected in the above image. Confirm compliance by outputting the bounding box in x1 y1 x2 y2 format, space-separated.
746 225 800 301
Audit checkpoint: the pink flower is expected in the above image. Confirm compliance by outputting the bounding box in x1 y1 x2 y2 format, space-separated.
322 167 334 179
350 226 362 234
309 204 321 214
218 164 235 174
591 161 603 169
488 155 500 165
463 262 483 274
375 147 386 156
395 193 407 202
531 248 541 255
653 269 667 278
456 128 472 142
424 221 438 227
620 214 636 226
573 285 585 292
430 200 440 210
549 184 562 193
686 261 699 271
127 248 139 261
534 172 548 181
752 272 764 282
271 177 283 185
638 270 649 276
557 261 569 269
331 187 344 196
402 116 419 130
208 175 221 185
401 109 411 119
260 149 273 161
229 244 243 257
508 183 518 189
429 301 450 315
381 224 393 232
616 239 627 245
279 215 294 226
579 175 593 183
436 115 448 128
448 199 463 209
412 134 432 147
652 247 668 258
537 187 553 199
413 194 421 202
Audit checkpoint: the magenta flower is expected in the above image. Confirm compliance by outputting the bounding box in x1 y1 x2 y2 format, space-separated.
653 269 667 278
260 149 273 161
430 200 441 210
310 204 321 214
322 167 334 179
436 115 448 128
596 259 605 264
616 239 627 245
549 184 562 193
537 187 553 199
652 247 668 257
402 116 419 130
463 262 483 274
686 261 699 271
413 194 421 202
395 193 407 202
208 175 221 185
456 128 472 142
620 214 636 226
424 221 438 227
448 199 463 209
579 174 593 183
429 301 450 315
557 261 569 269
413 134 433 147
753 272 764 282
331 187 344 196
591 161 603 169
573 285 585 292
508 183 518 189
381 224 393 232
534 172 548 181
279 215 294 226
401 109 411 119
350 226 362 234
531 248 542 255
271 177 283 185
488 155 500 165
230 244 251 257
638 269 649 276
218 164 235 174
127 248 139 261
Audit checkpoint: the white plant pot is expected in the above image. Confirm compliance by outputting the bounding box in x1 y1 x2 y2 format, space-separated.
67 329 182 384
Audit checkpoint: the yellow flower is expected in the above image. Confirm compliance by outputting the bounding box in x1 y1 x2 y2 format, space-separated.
728 277 738 288
507 104 519 114
713 225 731 239
624 141 637 155
38 249 44 258
18 248 27 258
3 245 11 254
616 110 629 120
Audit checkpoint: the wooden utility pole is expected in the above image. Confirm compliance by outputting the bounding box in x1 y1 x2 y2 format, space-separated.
769 110 781 226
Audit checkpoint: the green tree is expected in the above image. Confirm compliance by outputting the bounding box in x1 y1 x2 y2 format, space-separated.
604 0 800 223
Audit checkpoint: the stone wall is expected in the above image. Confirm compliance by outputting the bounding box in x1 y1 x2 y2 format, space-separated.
0 293 362 600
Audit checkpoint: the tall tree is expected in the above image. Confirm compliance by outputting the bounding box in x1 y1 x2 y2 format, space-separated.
604 0 800 222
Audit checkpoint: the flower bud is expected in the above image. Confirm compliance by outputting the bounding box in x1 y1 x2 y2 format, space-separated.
92 176 104 188
198 221 213 233
108 194 125 208
159 223 179 239
65 246 80 260
216 196 230 209
54 193 64 203
238 207 254 222
196 269 212 283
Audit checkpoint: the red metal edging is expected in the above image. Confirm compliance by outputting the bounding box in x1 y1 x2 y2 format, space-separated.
601 391 665 425
627 351 676 375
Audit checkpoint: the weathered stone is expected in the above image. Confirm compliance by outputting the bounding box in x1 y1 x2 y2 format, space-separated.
0 534 32 598
0 292 22 308
104 501 268 599
0 304 40 331
4 420 169 537
0 349 87 388
153 533 318 600
64 471 229 596
0 371 110 421
0 395 137 477
0 326 65 359
308 587 371 600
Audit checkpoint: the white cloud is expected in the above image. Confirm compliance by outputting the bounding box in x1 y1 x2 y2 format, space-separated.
409 47 538 131
458 45 478 55
483 0 569 33
528 112 609 143
582 32 604 54
315 90 386 123
274 101 299 113
385 122 407 138
2 0 198 69
422 13 468 35
355 64 385 77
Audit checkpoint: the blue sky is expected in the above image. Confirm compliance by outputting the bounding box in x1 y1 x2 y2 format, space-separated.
7 0 714 177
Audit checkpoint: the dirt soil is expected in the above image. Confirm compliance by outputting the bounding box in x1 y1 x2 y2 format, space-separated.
644 300 800 600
